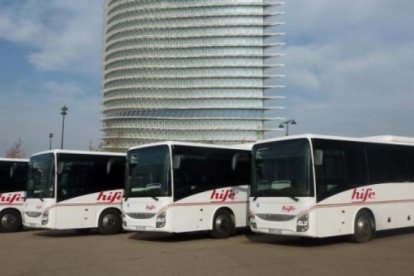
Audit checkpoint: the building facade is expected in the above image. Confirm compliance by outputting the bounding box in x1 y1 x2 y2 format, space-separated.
102 0 284 151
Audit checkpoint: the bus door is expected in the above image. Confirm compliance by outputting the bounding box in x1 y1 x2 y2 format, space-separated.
55 162 96 228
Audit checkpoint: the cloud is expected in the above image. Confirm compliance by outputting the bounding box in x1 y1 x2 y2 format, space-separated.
43 81 84 97
0 0 103 73
271 0 414 138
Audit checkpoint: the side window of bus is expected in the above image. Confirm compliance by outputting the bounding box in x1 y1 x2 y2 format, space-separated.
0 162 28 193
104 158 125 190
175 159 207 200
173 147 248 201
408 148 414 182
367 145 409 184
58 163 94 200
314 140 367 200
315 148 347 194
231 152 251 185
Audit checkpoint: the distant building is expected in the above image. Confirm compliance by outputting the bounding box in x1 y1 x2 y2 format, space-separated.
102 0 284 151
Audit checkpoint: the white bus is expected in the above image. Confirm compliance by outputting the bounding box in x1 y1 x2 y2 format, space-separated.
122 142 251 238
0 158 29 232
250 134 414 243
23 150 125 234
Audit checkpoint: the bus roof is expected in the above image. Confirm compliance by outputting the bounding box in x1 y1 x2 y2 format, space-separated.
255 133 414 147
128 141 252 152
0 158 29 162
30 149 125 158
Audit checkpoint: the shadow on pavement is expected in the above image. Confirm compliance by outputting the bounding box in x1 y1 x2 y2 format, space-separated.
245 226 414 247
33 228 101 238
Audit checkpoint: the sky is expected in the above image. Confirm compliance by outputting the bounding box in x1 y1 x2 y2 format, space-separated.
1 0 414 157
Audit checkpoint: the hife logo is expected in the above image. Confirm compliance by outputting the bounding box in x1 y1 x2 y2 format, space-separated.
351 188 375 202
0 193 23 204
97 191 122 203
281 205 296 213
145 204 156 211
210 189 236 202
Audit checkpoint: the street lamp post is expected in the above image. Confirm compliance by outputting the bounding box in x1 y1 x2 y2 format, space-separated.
279 119 297 136
49 133 53 150
60 106 68 149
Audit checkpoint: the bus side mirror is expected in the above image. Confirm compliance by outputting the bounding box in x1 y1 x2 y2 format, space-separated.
106 158 116 174
173 155 182 169
232 154 240 171
57 162 65 174
9 163 17 178
232 153 249 171
314 150 324 166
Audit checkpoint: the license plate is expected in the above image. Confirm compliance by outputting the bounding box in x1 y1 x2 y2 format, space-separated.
136 226 146 231
269 228 282 234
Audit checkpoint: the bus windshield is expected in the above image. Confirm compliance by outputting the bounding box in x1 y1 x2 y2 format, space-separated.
125 145 171 198
26 153 55 198
252 138 313 198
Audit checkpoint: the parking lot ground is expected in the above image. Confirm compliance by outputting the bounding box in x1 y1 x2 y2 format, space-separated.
1 228 414 276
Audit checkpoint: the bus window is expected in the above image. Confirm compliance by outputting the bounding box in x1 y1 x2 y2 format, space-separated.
313 139 367 201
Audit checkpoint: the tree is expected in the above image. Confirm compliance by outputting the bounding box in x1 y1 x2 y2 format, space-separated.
5 138 26 158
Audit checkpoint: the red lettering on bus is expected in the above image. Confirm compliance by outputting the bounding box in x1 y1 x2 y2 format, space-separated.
282 205 296 213
210 189 235 202
0 193 23 204
97 191 122 203
351 188 375 202
146 204 156 211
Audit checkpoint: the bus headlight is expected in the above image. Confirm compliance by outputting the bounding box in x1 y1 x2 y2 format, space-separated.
249 211 257 229
122 213 127 227
41 211 49 225
156 212 166 228
296 214 309 232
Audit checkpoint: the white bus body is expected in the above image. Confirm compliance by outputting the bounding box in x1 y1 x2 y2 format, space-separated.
23 150 125 234
0 158 29 232
122 142 251 238
250 134 414 242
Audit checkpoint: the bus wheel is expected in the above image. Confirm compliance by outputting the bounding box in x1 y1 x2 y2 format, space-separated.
211 209 235 239
98 209 122 235
352 210 375 243
0 209 22 233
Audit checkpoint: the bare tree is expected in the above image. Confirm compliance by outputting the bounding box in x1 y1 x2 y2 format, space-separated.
5 138 26 158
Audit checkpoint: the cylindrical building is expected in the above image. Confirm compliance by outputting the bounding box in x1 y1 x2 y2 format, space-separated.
102 0 284 151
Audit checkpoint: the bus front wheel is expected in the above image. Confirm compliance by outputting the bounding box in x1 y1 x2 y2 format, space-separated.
0 209 22 233
211 209 235 239
352 210 375 243
98 209 122 235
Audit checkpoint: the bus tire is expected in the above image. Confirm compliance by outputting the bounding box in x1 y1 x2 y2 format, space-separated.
351 209 375 243
211 209 235 239
98 209 122 235
0 209 22 233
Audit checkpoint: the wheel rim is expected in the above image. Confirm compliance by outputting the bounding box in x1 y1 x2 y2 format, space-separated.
356 216 371 237
102 214 117 231
1 214 17 230
215 215 231 233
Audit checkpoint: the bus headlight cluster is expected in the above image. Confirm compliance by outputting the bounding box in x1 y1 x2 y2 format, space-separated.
156 212 166 228
249 211 257 229
296 214 309 232
122 213 127 227
41 211 49 226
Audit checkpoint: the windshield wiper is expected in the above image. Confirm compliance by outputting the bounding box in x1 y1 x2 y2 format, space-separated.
252 191 262 201
151 196 159 201
288 195 299 202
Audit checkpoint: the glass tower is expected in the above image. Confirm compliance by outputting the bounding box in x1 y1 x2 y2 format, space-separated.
102 0 284 151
